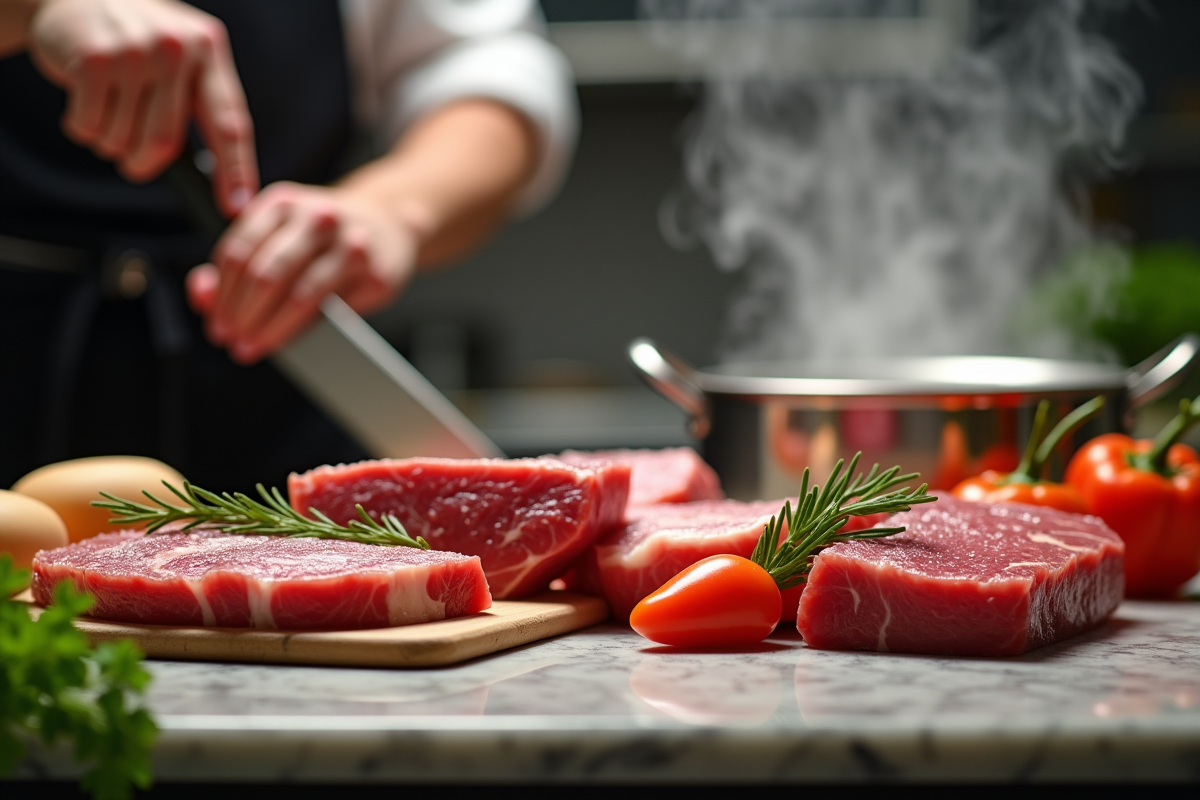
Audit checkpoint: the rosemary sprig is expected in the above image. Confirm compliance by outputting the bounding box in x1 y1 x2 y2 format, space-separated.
92 481 429 549
749 452 936 590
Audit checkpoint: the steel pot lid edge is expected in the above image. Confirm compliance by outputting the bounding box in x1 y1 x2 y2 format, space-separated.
629 336 1200 413
694 355 1134 397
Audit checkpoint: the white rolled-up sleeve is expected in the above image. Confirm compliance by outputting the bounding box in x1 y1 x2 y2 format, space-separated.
342 0 579 215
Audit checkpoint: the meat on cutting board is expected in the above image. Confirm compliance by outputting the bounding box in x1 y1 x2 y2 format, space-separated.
796 496 1125 656
32 529 491 630
289 458 630 599
555 448 723 506
568 499 783 620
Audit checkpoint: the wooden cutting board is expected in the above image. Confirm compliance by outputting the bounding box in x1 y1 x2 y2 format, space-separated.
21 591 609 668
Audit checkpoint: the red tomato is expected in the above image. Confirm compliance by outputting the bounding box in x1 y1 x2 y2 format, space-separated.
1065 433 1200 597
629 554 781 647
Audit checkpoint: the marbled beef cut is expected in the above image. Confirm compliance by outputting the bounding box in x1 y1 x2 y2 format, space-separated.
288 458 630 599
796 497 1125 656
569 500 782 619
555 448 723 506
32 529 491 630
565 499 888 621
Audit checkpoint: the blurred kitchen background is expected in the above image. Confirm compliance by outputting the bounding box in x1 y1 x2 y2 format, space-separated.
368 0 1200 455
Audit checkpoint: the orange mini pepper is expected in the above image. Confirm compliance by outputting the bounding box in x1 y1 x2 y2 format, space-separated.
1065 397 1200 598
953 397 1105 514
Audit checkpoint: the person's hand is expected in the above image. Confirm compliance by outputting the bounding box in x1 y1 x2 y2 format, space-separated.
26 0 257 215
186 182 423 364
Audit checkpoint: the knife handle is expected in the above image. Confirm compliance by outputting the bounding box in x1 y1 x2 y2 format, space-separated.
163 141 227 240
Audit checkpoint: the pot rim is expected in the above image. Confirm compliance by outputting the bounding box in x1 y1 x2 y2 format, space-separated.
695 355 1130 397
629 336 1200 439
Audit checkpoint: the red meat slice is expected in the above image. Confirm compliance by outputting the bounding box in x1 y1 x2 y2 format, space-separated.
289 458 630 600
565 500 889 623
797 497 1125 656
777 511 889 625
555 448 723 506
569 500 782 620
565 500 889 622
32 529 491 630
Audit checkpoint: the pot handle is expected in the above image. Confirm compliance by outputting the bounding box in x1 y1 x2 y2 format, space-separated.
1125 333 1200 409
628 337 711 438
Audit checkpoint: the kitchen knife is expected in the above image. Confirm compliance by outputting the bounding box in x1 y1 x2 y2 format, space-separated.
164 148 503 460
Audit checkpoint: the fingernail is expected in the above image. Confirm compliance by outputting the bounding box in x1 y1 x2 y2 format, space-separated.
230 187 250 213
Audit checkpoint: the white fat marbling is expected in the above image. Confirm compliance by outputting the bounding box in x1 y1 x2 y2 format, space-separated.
385 565 445 625
14 600 1200 783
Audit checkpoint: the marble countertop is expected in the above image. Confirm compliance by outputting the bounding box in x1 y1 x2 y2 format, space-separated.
16 600 1200 784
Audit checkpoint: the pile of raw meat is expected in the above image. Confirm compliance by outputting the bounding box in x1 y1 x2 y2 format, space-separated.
549 451 1122 656
33 455 634 630
32 446 1124 653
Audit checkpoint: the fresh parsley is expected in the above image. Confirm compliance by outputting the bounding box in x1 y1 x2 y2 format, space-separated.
0 555 157 799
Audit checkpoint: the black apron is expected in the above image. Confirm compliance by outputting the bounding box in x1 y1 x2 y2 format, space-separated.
0 0 369 493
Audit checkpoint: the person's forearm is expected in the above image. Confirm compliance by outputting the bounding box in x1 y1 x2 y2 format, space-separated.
0 0 40 56
336 99 538 268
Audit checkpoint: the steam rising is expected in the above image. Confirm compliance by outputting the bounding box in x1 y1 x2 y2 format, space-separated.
646 0 1142 361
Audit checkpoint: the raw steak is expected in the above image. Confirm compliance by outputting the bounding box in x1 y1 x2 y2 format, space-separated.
565 501 889 622
555 448 723 506
796 497 1125 656
568 500 783 620
565 500 889 622
777 511 889 625
289 458 630 599
32 529 491 630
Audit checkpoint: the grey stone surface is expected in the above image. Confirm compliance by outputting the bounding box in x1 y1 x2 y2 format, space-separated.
16 601 1200 783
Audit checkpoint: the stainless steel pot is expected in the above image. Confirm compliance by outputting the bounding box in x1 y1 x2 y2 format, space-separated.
630 336 1200 501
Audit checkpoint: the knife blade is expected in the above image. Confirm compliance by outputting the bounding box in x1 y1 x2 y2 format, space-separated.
163 147 503 459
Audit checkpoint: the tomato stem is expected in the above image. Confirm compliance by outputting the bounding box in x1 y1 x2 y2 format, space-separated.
1142 395 1200 475
1010 401 1051 482
1004 397 1105 484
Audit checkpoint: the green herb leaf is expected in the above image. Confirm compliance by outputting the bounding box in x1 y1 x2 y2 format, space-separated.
0 555 158 800
751 453 936 590
93 481 429 549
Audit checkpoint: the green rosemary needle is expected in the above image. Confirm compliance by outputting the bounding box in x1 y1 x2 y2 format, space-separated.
92 481 429 549
749 452 936 590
